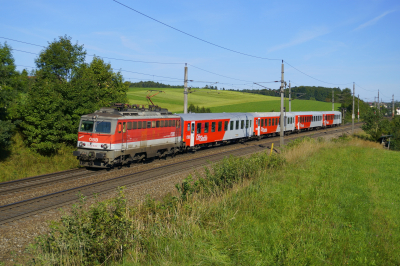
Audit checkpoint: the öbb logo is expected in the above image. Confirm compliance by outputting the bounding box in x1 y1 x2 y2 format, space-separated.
89 138 99 142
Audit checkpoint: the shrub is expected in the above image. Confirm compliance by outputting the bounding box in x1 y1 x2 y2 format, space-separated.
29 188 134 265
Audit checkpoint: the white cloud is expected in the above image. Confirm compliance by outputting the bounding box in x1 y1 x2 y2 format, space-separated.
268 27 330 52
354 10 396 31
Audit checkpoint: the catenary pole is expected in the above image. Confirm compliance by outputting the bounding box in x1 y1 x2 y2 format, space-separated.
352 82 355 134
393 94 395 118
289 81 291 112
378 90 380 113
280 60 284 147
358 94 360 122
183 63 188 113
332 89 334 111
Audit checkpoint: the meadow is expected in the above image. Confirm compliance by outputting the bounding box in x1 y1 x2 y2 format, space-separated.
28 136 400 265
127 87 341 113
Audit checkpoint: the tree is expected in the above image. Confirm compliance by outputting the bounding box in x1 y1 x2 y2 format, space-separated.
35 35 86 81
361 107 390 141
21 37 128 153
0 42 20 149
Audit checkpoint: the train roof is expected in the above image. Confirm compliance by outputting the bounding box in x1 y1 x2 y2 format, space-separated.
81 103 178 120
248 112 289 117
178 112 252 121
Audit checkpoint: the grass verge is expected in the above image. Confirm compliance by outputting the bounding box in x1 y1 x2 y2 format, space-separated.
25 136 400 265
0 133 80 183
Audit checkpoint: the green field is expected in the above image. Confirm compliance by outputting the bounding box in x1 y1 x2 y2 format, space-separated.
127 87 341 113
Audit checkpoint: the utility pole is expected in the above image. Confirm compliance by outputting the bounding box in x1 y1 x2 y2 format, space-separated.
378 90 380 113
183 63 188 114
358 94 360 122
289 81 291 112
352 82 355 134
280 60 284 147
332 89 334 111
393 94 395 118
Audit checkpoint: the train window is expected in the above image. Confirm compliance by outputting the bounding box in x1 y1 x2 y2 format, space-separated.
246 120 249 128
191 124 195 133
147 121 151 128
218 121 222 132
81 121 94 132
264 119 267 126
261 119 264 127
94 121 111 133
197 123 201 134
173 120 176 127
127 122 132 130
236 120 239 130
205 122 209 133
156 121 160 128
268 119 270 126
123 122 126 133
256 119 258 126
177 120 180 128
138 121 142 129
224 121 228 131
272 118 274 126
133 122 138 130
211 122 216 132
230 121 234 130
187 123 190 132
241 120 244 129
161 120 164 127
142 121 146 129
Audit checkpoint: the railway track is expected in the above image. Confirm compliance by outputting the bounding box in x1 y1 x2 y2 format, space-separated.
0 123 360 225
0 168 100 195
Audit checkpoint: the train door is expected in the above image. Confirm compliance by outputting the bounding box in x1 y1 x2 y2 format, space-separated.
120 122 127 151
175 119 179 144
190 121 195 147
257 118 260 136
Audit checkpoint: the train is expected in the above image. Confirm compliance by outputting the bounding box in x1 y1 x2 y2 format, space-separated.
72 103 342 168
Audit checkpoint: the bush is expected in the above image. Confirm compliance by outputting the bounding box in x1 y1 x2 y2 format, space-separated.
30 188 134 265
176 153 286 201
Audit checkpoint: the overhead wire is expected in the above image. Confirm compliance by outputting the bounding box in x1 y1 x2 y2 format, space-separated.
111 0 281 61
0 36 184 65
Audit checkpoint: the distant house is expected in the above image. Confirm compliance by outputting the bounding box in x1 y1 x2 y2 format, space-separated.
397 107 400 115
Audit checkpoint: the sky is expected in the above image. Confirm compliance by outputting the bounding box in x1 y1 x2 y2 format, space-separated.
1 0 399 103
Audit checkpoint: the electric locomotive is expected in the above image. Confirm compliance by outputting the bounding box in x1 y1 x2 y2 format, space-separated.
73 104 182 168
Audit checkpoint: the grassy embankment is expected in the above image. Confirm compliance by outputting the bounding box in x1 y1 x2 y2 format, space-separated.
127 87 341 113
29 136 400 265
0 133 79 183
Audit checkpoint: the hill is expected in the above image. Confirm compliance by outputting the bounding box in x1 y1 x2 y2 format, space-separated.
127 87 341 113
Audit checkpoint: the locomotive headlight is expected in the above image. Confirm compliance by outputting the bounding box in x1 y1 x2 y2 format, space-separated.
102 144 108 149
79 142 86 147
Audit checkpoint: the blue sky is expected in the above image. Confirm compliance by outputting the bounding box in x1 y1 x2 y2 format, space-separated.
1 0 399 102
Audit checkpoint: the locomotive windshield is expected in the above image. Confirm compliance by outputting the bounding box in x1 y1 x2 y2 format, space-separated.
80 120 112 133
80 121 94 132
95 121 111 133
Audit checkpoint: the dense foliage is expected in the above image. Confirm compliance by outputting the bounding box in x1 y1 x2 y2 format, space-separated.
20 36 128 153
0 42 29 149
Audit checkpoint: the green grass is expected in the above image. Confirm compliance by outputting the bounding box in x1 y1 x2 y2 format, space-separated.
0 133 80 182
123 139 400 265
128 87 340 113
